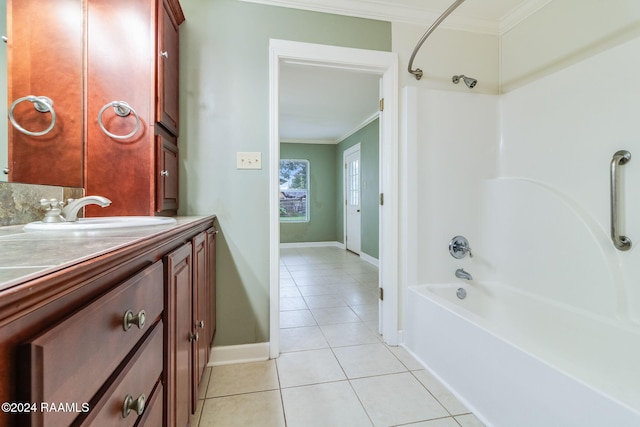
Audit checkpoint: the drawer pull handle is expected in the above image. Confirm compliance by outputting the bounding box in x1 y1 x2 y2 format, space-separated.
123 309 146 331
189 332 199 342
122 393 146 418
196 320 205 329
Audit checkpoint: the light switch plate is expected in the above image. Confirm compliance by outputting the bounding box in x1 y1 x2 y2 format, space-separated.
236 152 262 170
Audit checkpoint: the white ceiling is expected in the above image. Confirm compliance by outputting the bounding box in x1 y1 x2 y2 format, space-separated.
269 0 541 143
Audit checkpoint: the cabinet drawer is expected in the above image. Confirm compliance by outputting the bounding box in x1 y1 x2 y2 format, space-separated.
76 322 163 426
136 381 163 427
19 261 164 427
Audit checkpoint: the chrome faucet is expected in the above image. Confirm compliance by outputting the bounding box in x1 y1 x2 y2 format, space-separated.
455 268 473 281
61 196 112 222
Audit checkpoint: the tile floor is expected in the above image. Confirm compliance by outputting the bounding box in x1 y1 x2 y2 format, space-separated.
191 247 485 427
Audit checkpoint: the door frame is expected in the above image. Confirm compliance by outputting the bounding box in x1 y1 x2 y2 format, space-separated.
343 143 362 254
268 39 399 358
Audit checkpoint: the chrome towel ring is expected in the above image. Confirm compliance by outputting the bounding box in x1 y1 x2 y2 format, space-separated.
8 96 56 136
98 101 141 140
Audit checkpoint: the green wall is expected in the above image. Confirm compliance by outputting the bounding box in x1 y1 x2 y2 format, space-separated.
179 0 391 346
280 143 337 243
336 119 380 259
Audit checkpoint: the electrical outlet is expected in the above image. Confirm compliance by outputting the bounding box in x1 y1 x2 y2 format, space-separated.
236 152 262 170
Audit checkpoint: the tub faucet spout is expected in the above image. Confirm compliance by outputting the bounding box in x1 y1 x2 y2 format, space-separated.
61 196 112 222
455 268 473 281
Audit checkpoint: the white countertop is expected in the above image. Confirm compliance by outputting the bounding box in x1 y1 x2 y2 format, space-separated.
0 216 212 292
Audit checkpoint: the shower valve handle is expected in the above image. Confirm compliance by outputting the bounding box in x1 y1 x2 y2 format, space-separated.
449 236 472 259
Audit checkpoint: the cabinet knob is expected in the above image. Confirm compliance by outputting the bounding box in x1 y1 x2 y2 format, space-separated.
161 170 169 177
196 320 205 329
122 393 146 418
160 51 169 59
123 309 146 331
189 331 199 342
2 168 8 175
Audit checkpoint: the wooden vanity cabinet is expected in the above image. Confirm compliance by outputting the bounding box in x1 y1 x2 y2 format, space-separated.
0 216 215 427
165 227 218 425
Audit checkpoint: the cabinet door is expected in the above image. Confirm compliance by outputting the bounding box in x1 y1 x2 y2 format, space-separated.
157 0 180 135
164 243 193 427
192 232 208 413
156 126 179 214
85 0 155 216
206 227 218 345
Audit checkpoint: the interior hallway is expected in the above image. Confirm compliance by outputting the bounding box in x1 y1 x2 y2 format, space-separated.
190 247 484 426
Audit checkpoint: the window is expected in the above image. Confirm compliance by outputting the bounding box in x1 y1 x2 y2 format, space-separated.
280 160 309 222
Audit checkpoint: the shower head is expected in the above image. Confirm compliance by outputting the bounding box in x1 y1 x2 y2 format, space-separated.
452 74 477 89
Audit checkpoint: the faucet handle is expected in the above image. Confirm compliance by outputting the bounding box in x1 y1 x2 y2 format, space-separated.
40 198 63 210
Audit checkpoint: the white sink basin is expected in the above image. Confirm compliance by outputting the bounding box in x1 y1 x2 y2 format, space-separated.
24 216 177 231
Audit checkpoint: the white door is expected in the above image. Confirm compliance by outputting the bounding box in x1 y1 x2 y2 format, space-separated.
345 144 361 254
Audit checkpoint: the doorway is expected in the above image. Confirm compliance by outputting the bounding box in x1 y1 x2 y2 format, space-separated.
269 39 399 358
344 143 362 254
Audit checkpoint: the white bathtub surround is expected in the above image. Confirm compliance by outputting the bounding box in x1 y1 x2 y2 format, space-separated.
403 35 640 426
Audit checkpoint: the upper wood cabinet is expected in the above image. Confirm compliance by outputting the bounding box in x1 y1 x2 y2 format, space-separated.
158 0 181 136
86 0 185 217
7 0 184 216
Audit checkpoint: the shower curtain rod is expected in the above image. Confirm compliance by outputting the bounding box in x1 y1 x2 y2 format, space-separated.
408 0 466 80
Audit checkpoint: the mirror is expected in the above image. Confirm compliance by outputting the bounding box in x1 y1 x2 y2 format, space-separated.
1 0 7 182
3 0 84 187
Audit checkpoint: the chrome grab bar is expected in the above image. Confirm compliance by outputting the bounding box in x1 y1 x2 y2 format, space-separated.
610 150 631 251
8 96 56 136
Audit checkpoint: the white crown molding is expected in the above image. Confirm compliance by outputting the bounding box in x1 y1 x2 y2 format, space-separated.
499 0 554 34
336 111 379 143
280 138 336 145
280 111 380 145
239 0 552 35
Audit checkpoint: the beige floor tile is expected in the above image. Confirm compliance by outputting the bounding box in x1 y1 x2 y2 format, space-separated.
311 306 360 325
280 296 308 311
413 370 469 415
280 326 329 352
333 343 407 378
388 345 424 371
199 390 285 427
281 381 373 427
276 348 346 388
455 413 486 427
403 417 461 427
280 309 317 328
350 303 379 322
206 360 279 398
297 284 339 296
303 294 347 309
280 286 302 298
190 398 204 427
320 322 381 347
198 367 212 399
351 372 449 427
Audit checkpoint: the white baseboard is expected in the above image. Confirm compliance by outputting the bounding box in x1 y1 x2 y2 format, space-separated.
280 241 345 249
208 342 270 366
360 251 379 267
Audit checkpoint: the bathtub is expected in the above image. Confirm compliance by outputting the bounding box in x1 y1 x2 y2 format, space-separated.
403 282 640 427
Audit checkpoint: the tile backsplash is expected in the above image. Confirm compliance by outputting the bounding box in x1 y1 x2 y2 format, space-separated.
0 182 84 226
